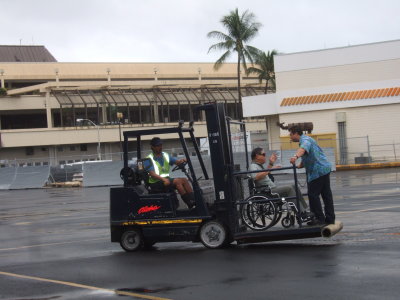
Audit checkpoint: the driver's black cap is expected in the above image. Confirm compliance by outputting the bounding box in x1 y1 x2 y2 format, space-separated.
150 137 163 146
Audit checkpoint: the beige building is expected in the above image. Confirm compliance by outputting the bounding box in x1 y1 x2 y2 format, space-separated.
0 46 266 166
243 40 400 164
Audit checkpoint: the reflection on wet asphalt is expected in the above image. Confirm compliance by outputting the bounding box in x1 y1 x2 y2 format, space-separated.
0 168 400 299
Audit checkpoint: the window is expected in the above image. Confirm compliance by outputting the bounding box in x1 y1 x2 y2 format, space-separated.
80 144 88 151
70 146 76 151
26 147 34 155
57 146 64 152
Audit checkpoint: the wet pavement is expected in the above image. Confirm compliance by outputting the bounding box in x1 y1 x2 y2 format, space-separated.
0 168 400 299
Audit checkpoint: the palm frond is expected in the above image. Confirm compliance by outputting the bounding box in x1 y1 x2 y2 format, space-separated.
213 50 231 70
208 40 234 53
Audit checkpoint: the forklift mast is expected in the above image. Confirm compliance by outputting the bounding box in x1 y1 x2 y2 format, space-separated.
197 103 240 230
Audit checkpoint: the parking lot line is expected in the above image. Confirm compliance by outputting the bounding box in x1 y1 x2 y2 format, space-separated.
336 205 400 214
0 237 108 252
0 270 173 300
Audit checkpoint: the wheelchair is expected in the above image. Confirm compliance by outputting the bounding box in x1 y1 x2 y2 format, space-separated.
240 177 301 231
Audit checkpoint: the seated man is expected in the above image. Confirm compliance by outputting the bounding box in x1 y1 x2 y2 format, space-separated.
144 137 195 209
249 147 309 215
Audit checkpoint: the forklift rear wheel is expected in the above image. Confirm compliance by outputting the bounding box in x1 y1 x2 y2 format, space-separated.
120 229 143 252
199 221 228 249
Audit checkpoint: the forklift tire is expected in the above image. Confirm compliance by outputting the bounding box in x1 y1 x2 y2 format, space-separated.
120 228 143 252
199 221 228 249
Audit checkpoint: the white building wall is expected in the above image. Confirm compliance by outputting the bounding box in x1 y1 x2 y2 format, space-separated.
279 103 400 143
276 59 400 91
278 110 338 136
275 40 400 73
266 115 281 150
274 40 400 91
278 103 400 161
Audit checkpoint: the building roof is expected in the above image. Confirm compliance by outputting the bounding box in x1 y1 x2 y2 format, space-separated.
0 45 57 62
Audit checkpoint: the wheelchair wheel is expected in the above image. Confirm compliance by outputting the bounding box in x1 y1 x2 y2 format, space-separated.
270 203 282 227
240 195 277 231
281 215 295 228
260 193 282 228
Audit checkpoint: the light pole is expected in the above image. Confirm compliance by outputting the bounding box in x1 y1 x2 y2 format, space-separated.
76 118 101 160
0 69 4 88
116 112 123 159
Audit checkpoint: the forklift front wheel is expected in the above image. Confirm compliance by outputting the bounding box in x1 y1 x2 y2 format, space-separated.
199 221 228 249
120 228 143 252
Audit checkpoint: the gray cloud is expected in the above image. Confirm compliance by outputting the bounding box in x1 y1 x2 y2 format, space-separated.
1 0 399 62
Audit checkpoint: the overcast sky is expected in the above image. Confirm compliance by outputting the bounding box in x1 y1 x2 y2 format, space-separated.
1 0 399 62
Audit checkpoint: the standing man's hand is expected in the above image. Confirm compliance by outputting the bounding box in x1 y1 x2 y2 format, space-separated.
290 155 298 165
290 148 305 165
162 178 170 186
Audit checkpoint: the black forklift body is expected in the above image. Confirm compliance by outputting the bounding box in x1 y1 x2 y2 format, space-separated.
110 102 334 251
110 121 212 247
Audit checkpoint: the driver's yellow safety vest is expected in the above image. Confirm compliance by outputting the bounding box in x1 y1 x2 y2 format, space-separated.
147 152 170 184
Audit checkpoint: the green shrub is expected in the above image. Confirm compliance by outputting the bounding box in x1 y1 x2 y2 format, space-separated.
0 87 7 96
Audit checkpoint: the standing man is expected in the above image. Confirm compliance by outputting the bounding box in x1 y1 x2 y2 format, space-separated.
145 137 195 209
289 126 335 225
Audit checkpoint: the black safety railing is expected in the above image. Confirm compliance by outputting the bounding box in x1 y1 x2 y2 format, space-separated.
232 164 304 228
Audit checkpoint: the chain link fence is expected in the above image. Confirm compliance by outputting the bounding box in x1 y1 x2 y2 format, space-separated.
0 134 399 189
266 136 399 165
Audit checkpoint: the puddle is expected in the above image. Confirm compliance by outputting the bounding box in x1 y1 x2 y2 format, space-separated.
116 286 178 294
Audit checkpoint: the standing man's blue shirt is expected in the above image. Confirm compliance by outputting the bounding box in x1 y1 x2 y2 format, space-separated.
299 135 331 182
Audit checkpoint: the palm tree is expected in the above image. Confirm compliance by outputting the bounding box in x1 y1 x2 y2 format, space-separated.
247 49 278 94
207 8 262 119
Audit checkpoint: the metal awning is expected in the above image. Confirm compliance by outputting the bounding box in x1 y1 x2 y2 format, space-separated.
51 86 264 108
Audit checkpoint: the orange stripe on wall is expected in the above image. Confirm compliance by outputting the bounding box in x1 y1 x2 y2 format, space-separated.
280 87 399 106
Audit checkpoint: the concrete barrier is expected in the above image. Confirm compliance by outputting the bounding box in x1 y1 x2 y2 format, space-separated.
8 165 50 189
0 167 16 190
83 161 124 187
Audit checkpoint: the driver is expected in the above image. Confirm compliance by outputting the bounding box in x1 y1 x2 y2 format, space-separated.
144 137 196 209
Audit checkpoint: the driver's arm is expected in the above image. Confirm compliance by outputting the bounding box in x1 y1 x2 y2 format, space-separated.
175 158 187 165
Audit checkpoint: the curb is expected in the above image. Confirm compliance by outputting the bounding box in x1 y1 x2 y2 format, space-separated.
336 162 400 171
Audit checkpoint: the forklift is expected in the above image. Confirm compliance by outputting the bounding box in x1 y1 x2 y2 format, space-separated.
110 103 343 251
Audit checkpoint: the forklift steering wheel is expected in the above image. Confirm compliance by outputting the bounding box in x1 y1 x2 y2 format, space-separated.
171 161 187 172
120 167 135 181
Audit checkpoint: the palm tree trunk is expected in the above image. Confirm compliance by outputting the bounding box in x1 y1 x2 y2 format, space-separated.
264 80 269 94
237 55 242 120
